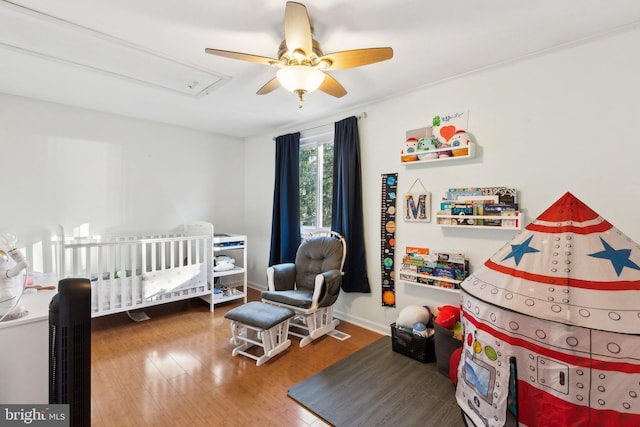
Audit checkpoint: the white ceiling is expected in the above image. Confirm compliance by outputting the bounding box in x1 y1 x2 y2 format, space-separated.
1 0 639 138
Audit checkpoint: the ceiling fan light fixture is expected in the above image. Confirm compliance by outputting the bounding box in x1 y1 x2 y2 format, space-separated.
276 65 325 95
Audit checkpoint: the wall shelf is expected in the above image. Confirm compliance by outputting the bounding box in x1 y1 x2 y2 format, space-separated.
400 276 461 294
435 213 522 230
401 142 475 165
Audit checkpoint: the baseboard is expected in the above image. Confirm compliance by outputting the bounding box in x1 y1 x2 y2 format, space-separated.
248 281 390 336
333 309 390 336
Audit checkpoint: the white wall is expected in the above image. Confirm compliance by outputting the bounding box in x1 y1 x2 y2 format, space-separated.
0 93 245 267
245 28 640 335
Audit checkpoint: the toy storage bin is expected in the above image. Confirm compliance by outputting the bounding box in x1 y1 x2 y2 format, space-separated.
390 323 436 363
434 322 462 376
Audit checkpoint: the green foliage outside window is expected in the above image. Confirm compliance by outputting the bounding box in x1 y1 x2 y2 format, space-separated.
300 142 333 228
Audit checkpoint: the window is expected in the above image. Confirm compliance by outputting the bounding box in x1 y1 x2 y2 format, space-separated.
299 125 334 232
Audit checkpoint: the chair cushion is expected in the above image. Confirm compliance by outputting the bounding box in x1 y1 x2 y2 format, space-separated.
295 235 343 291
261 289 314 309
224 301 294 329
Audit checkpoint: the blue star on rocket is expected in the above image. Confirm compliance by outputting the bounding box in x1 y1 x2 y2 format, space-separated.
588 237 640 276
502 235 540 265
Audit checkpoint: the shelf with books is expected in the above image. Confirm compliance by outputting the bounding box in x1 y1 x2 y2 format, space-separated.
399 246 467 293
435 213 522 230
436 187 521 229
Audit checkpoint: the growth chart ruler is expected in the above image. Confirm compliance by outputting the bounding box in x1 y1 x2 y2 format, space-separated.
380 173 397 307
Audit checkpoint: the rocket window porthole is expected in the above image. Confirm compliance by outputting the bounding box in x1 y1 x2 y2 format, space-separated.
536 329 547 339
490 313 497 322
599 374 606 379
598 385 606 392
629 391 637 398
551 305 562 313
577 383 584 389
566 337 579 347
509 321 519 330
577 395 584 401
579 309 591 318
505 293 514 300
598 399 606 406
623 402 631 410
608 312 622 321
525 299 535 306
577 369 584 376
607 342 621 354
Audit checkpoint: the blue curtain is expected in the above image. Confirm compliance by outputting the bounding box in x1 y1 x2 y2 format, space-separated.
269 132 301 266
332 116 370 293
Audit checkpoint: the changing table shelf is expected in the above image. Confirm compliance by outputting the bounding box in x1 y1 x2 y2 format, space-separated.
201 233 247 310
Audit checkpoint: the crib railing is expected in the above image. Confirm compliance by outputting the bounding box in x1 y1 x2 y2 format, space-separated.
56 227 211 316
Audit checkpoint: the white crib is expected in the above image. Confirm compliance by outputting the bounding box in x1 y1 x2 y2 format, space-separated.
56 223 213 317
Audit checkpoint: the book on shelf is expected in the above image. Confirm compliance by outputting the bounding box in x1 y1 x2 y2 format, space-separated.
451 204 475 225
447 187 517 204
483 203 519 226
405 246 429 260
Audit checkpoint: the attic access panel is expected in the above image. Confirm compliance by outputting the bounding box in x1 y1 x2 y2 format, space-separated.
0 1 229 97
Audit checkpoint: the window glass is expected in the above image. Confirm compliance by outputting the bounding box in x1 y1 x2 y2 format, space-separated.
300 125 334 232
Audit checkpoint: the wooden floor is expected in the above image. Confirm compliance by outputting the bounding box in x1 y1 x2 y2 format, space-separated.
90 288 383 426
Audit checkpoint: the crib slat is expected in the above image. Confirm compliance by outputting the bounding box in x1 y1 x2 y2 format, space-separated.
131 242 139 306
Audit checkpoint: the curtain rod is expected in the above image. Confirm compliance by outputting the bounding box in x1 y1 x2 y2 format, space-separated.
272 112 367 141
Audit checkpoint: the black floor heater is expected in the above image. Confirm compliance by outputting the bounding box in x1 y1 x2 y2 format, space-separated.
49 278 91 427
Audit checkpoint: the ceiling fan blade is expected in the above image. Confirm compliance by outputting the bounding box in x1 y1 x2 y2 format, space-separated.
256 77 281 95
319 47 393 70
318 73 347 98
284 2 312 56
205 48 281 66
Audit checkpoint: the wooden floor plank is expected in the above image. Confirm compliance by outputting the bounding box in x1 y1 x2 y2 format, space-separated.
91 288 381 426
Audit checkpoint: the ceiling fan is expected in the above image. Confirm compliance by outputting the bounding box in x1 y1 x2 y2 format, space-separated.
205 1 393 106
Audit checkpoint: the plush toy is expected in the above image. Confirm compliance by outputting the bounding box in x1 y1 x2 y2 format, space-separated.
435 305 460 329
396 304 432 328
401 137 419 162
0 233 29 321
417 136 439 160
437 141 453 158
450 130 471 157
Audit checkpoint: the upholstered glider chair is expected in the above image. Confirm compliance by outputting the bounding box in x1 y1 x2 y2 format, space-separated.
262 231 346 347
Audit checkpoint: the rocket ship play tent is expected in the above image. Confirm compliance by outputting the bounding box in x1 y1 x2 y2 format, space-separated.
456 192 640 427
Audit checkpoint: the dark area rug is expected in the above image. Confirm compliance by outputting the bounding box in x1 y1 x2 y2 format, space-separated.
288 336 465 427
